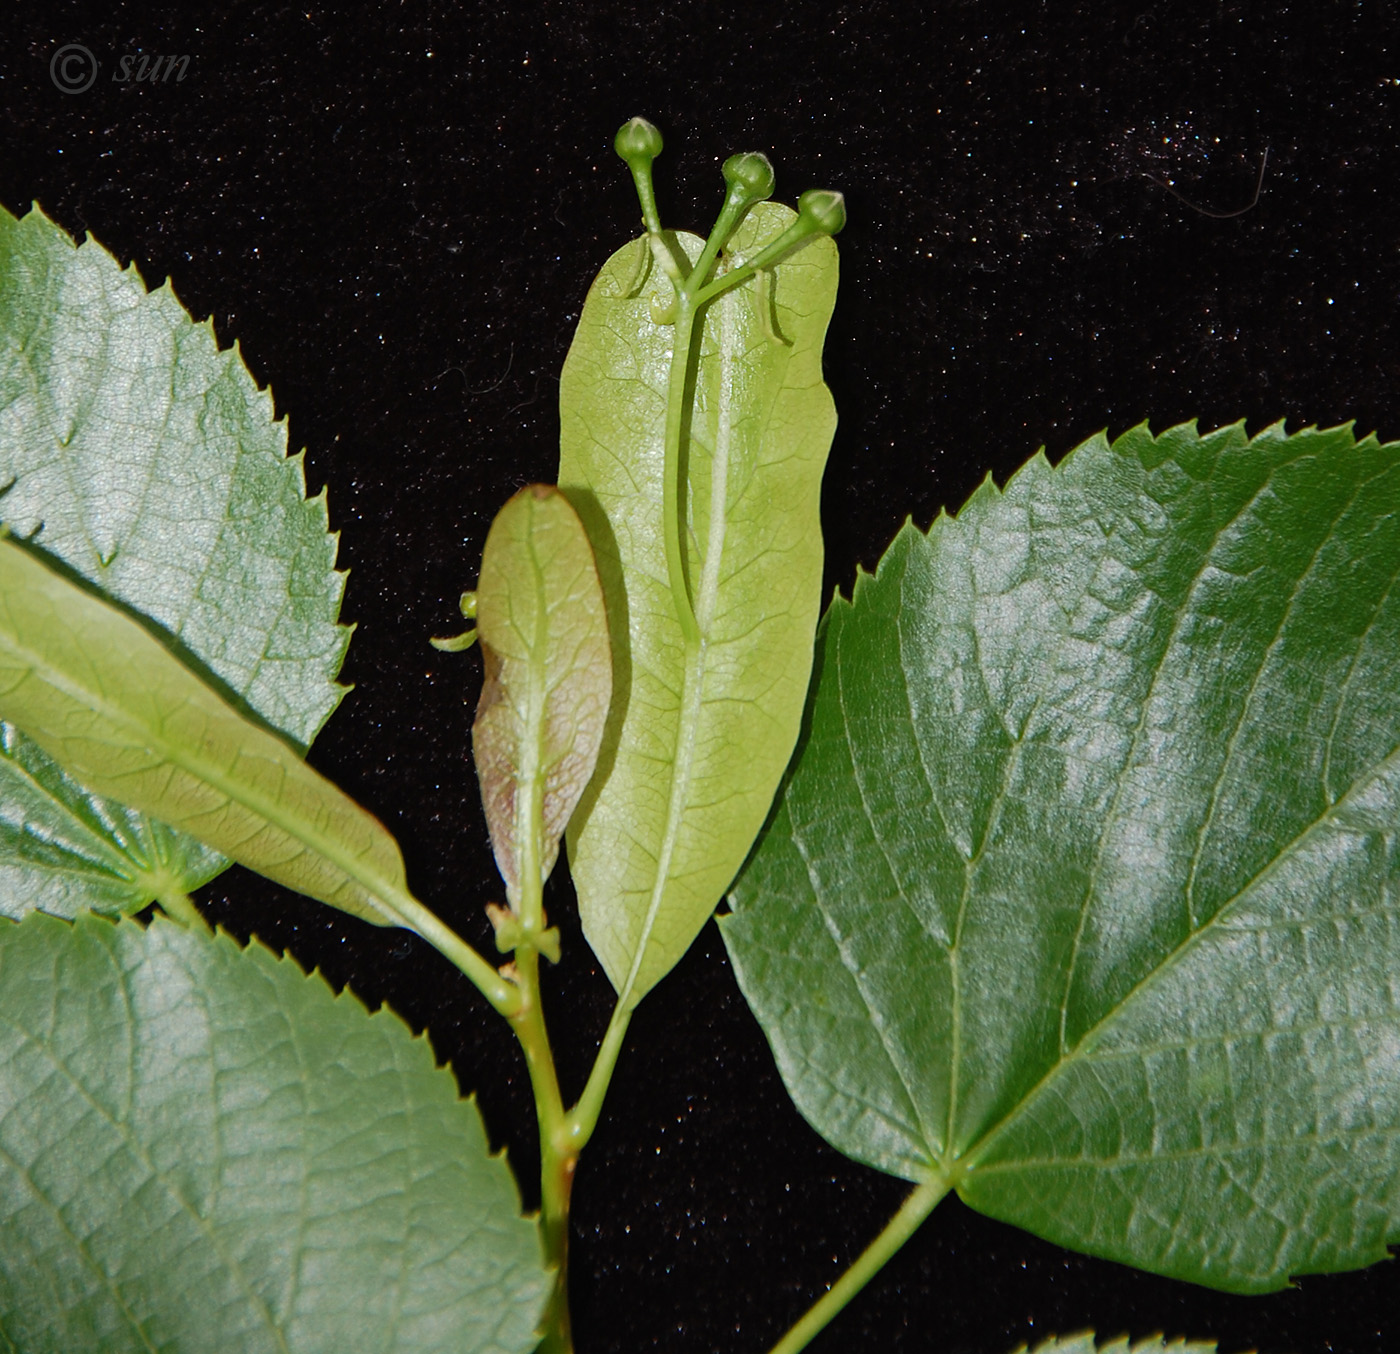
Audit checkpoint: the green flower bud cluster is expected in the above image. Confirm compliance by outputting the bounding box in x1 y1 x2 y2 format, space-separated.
613 116 845 282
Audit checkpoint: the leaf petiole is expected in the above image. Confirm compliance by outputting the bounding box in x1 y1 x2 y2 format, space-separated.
388 888 524 1017
562 999 633 1152
155 887 205 928
765 1175 950 1354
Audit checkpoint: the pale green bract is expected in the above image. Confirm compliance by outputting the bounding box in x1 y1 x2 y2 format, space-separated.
0 911 548 1353
472 485 611 912
560 202 838 1007
0 203 349 916
726 423 1400 1293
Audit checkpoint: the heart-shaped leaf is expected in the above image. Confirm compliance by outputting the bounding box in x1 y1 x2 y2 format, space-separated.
726 422 1400 1292
0 910 548 1352
0 203 349 916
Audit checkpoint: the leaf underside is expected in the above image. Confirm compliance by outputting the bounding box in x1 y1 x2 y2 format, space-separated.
0 910 548 1353
0 538 407 927
725 422 1400 1292
473 485 611 907
559 202 839 1006
0 204 350 918
1014 1337 1221 1354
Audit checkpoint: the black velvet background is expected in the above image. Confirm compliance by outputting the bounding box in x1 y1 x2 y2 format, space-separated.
4 4 1399 1352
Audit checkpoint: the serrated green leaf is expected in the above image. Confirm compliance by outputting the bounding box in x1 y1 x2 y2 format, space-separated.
0 202 350 916
559 202 838 1007
0 909 548 1353
725 422 1400 1292
1014 1337 1222 1354
0 536 405 927
473 485 611 913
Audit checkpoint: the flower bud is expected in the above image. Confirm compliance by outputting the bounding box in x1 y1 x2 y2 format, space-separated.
614 117 664 167
722 151 776 203
797 188 847 236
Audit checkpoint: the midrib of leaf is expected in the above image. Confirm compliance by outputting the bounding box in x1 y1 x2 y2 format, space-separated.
934 535 1044 1165
614 285 738 1013
940 699 1033 1168
833 599 942 1163
825 542 1044 1169
0 622 405 927
517 523 550 911
959 731 1400 1182
6 1001 292 1352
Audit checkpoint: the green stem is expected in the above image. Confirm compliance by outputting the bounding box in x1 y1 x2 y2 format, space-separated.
628 165 663 237
765 1176 950 1354
660 220 812 648
690 191 750 297
661 292 701 646
506 706 576 1353
508 943 636 1353
509 941 574 1354
692 223 813 309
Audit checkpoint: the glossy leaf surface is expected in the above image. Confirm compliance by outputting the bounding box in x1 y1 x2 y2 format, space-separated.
473 485 611 908
726 423 1400 1292
0 910 548 1353
0 537 405 926
0 203 349 915
559 203 838 1006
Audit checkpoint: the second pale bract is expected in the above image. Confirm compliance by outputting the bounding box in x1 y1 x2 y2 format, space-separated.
472 484 612 912
558 202 840 1008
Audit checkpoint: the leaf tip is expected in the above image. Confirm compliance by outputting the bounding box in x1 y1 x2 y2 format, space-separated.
845 559 875 606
